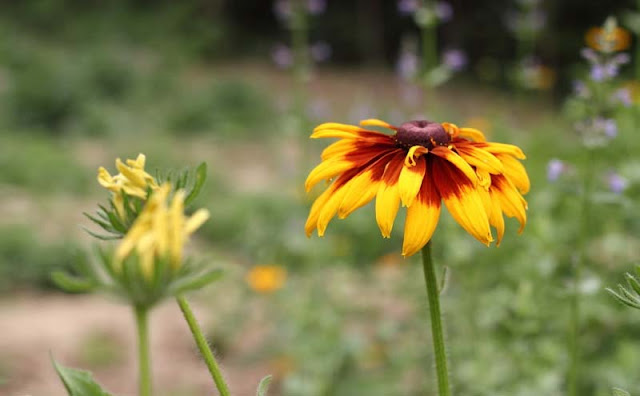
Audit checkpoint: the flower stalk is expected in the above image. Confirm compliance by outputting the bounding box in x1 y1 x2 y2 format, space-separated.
421 242 451 396
134 306 152 396
568 147 595 396
177 296 231 396
291 0 310 127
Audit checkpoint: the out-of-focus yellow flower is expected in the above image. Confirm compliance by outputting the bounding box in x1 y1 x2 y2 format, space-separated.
115 183 210 279
98 154 159 216
586 26 631 53
464 117 492 134
246 265 287 293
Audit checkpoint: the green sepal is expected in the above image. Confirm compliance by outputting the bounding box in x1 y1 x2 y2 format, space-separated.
606 287 640 309
52 357 113 396
51 271 96 293
256 375 273 396
612 388 631 396
184 162 207 206
169 268 224 295
625 272 640 296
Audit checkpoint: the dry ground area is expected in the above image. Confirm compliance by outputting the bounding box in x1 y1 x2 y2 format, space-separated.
0 293 268 396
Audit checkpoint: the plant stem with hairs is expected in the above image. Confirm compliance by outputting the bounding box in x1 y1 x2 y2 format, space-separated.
134 306 152 396
421 242 451 396
177 296 231 396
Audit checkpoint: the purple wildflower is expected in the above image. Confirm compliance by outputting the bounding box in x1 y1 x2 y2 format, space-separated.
435 2 453 22
398 0 420 15
580 48 598 63
307 0 327 15
443 49 467 71
573 80 590 98
271 44 293 68
602 118 618 138
613 88 632 107
273 0 292 20
396 50 419 80
607 172 628 194
547 159 566 182
590 65 605 82
310 41 332 63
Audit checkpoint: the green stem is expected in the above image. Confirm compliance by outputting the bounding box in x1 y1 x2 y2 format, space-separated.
291 0 309 127
420 0 438 76
134 306 152 396
176 296 231 396
568 148 595 396
421 242 451 396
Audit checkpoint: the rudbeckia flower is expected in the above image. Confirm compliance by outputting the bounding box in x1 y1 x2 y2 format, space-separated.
246 265 287 293
98 153 159 216
116 183 210 278
305 119 529 257
585 26 631 53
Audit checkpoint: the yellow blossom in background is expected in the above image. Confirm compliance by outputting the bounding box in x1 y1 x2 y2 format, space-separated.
246 265 287 293
305 119 529 256
464 117 492 134
98 153 159 216
115 183 210 279
586 26 631 53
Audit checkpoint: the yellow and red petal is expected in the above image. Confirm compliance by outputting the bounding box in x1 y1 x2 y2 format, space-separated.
458 127 487 142
338 154 391 218
375 153 405 238
495 153 530 194
305 158 356 191
359 119 397 130
431 146 478 185
398 156 427 207
491 175 527 233
488 189 505 245
432 157 493 245
402 174 441 256
454 143 504 174
479 142 526 159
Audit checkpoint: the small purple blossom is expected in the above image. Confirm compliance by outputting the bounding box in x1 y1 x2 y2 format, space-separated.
547 159 566 182
307 0 327 15
435 2 453 22
612 53 631 66
396 50 419 80
580 48 598 63
271 44 293 68
573 80 590 98
590 65 606 82
607 172 628 194
310 41 332 63
613 88 632 107
443 49 467 71
602 118 617 138
273 0 292 20
398 0 420 15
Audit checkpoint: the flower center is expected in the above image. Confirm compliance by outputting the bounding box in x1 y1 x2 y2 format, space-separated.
395 120 451 149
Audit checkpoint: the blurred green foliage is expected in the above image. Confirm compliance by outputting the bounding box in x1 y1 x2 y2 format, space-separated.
0 226 79 292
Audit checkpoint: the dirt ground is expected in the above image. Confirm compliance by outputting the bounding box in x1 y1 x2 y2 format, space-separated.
0 293 266 396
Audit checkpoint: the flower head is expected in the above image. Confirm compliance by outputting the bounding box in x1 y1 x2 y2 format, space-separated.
246 265 287 293
607 171 628 194
585 26 631 53
115 183 210 279
98 153 159 216
305 119 529 256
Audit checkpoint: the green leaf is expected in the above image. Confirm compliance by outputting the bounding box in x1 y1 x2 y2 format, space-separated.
256 375 273 396
185 162 207 206
52 358 113 396
612 387 631 396
170 269 224 295
51 271 96 293
625 273 640 296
